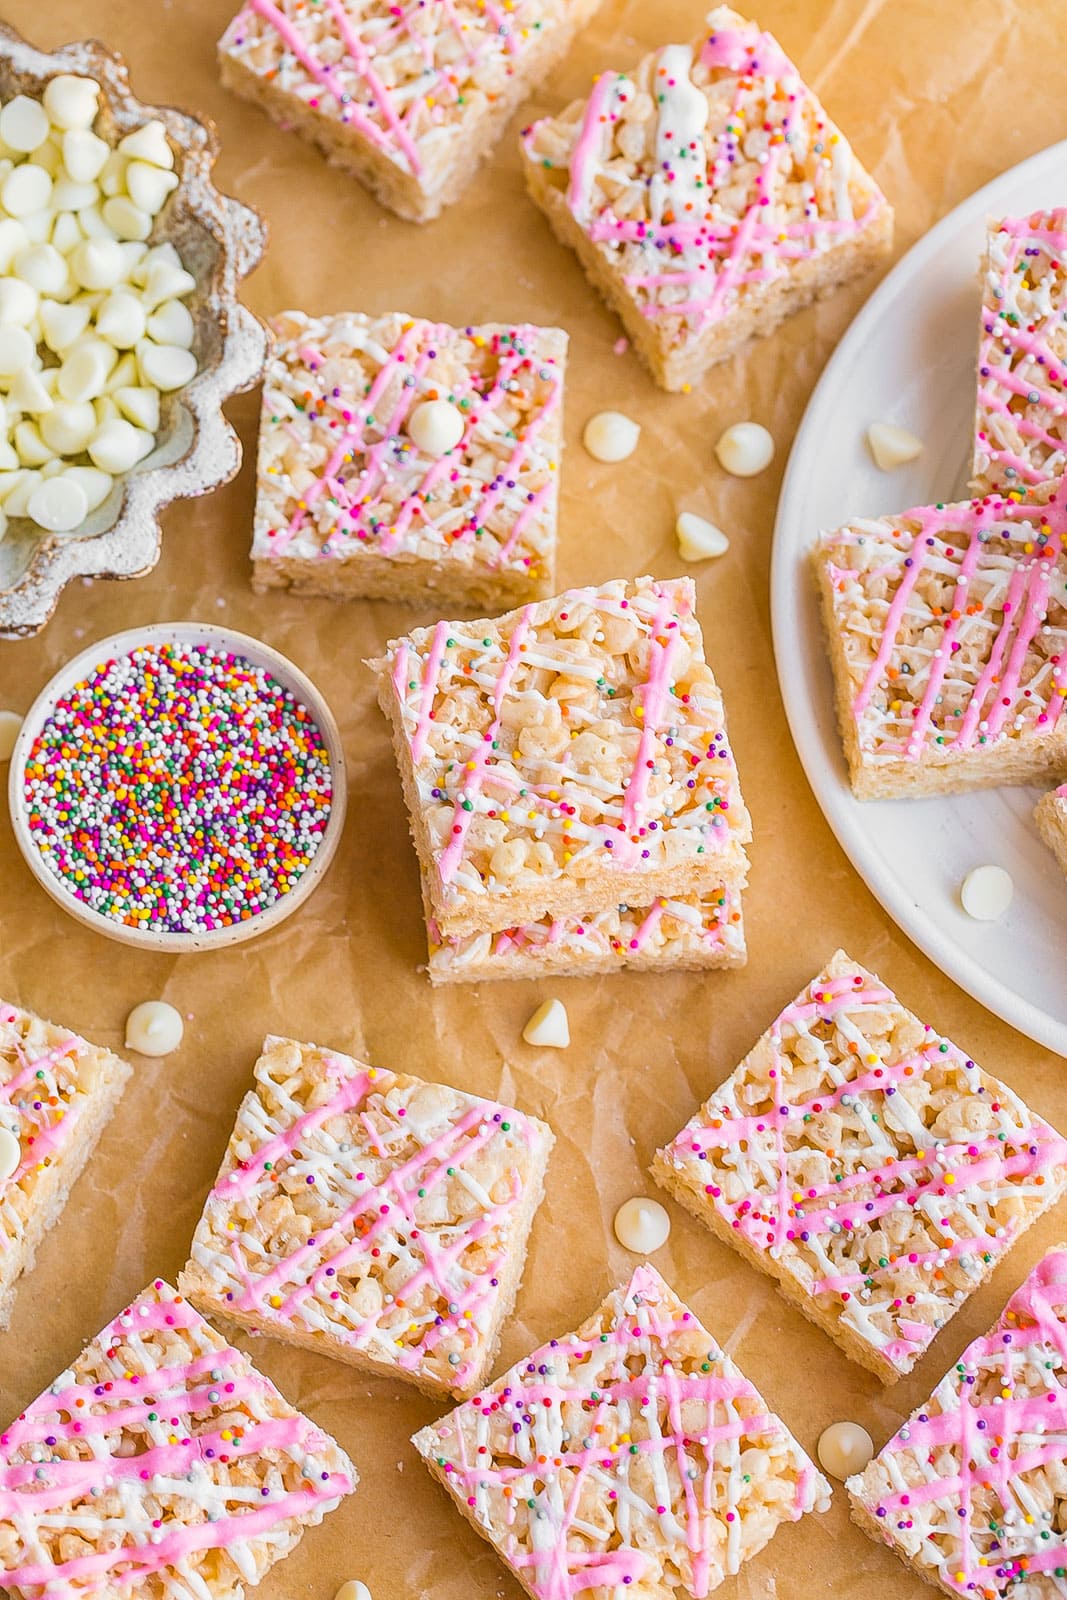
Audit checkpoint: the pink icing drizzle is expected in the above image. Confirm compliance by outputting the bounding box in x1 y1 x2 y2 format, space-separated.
665 968 1067 1373
859 1247 1067 1595
977 210 1067 489
0 1283 352 1592
533 16 884 331
832 488 1067 761
429 1265 823 1600
265 320 561 576
231 0 540 178
211 1054 540 1386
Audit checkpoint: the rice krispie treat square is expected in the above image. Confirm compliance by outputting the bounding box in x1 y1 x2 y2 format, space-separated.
179 1035 553 1399
652 950 1067 1384
1036 783 1067 874
0 1278 355 1600
219 0 602 223
813 480 1067 799
520 5 892 392
424 879 747 982
972 210 1067 496
369 575 752 938
849 1245 1067 1598
0 1000 131 1331
414 1264 830 1598
252 311 566 611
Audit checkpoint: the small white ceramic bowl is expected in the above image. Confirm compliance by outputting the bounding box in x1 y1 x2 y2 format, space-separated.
8 622 347 952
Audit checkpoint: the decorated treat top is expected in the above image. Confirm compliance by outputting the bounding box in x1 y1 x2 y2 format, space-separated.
657 952 1067 1375
817 481 1067 769
220 0 576 180
522 4 887 336
0 1002 128 1266
0 1279 354 1597
181 1037 552 1395
373 576 751 932
255 311 564 582
20 640 333 936
851 1246 1067 1598
974 210 1067 493
415 1264 830 1600
426 883 745 971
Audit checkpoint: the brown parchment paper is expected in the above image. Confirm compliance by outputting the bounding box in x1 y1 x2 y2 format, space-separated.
1 1 1066 1596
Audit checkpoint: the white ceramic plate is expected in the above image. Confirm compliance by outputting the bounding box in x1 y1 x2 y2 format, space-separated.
771 140 1067 1057
7 623 347 952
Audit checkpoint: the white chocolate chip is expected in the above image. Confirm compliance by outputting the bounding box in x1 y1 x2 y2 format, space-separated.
522 998 570 1049
0 710 21 762
95 291 146 349
62 464 112 512
137 340 196 392
333 1584 372 1600
76 204 118 242
9 367 53 415
61 127 110 183
1 163 52 218
26 474 87 532
960 864 1014 922
102 195 151 242
40 298 90 352
146 298 193 348
4 470 41 517
14 422 53 469
0 325 34 375
125 1000 184 1057
407 398 465 457
140 256 196 307
41 401 97 456
866 421 924 471
43 75 100 131
97 151 126 199
70 236 124 290
0 218 28 272
33 137 63 180
675 511 729 562
613 1197 671 1254
94 395 120 426
583 410 640 463
114 385 159 431
715 421 775 477
88 417 154 473
58 337 118 402
14 241 67 296
0 277 38 326
118 121 174 170
817 1421 874 1481
0 96 49 154
125 160 178 216
0 1126 20 1183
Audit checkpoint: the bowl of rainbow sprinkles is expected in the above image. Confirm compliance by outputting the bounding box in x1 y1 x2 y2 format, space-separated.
8 622 346 949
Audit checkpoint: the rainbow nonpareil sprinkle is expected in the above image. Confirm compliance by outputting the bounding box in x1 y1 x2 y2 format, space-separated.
21 642 333 934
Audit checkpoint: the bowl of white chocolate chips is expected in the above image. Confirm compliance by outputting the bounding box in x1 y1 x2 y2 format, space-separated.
0 24 269 637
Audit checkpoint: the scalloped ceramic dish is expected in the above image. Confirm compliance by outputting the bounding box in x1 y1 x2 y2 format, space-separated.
0 26 270 638
8 622 348 950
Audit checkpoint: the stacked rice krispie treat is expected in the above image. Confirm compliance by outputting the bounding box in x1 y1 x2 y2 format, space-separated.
180 1035 553 1398
813 480 1067 798
652 950 1067 1382
972 209 1067 495
369 574 752 981
413 1264 831 1597
0 1278 355 1598
520 4 892 390
219 0 603 222
252 311 567 611
848 1244 1067 1597
0 1000 131 1329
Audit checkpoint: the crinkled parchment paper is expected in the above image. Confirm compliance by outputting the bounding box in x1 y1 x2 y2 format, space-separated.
2 2 1066 1596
